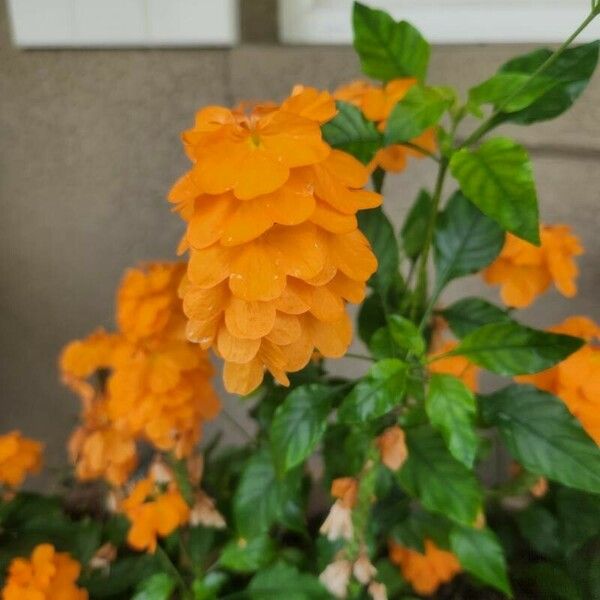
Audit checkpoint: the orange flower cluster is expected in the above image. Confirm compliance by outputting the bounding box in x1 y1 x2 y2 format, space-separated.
2 544 87 600
0 431 43 488
61 263 220 484
169 87 381 394
389 539 461 596
518 316 600 444
121 475 190 553
483 225 583 308
428 319 480 392
68 398 137 487
334 79 436 173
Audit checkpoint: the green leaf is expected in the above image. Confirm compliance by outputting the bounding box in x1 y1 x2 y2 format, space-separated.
397 426 483 525
321 100 381 164
370 315 426 359
338 358 408 423
358 292 388 344
388 315 426 355
220 535 276 573
498 42 600 124
434 191 504 285
391 510 452 552
358 207 400 294
270 384 333 474
426 374 478 468
517 563 582 600
385 85 452 144
450 137 539 244
469 72 556 113
450 321 583 375
132 572 177 600
352 2 430 82
441 297 509 338
450 526 512 596
481 385 600 494
515 504 561 560
401 190 432 260
556 487 600 554
192 572 227 600
234 449 299 538
81 555 162 598
249 562 331 599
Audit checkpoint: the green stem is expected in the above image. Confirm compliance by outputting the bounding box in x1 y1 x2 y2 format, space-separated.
410 159 449 321
155 544 193 600
399 142 440 163
345 352 376 362
461 7 599 148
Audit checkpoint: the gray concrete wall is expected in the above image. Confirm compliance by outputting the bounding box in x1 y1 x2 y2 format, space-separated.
1 0 599 478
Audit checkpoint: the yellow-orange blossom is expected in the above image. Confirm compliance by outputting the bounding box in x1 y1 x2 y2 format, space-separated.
170 87 381 394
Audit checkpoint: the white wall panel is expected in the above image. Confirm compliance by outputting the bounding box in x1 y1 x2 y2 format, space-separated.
279 0 600 44
8 0 239 47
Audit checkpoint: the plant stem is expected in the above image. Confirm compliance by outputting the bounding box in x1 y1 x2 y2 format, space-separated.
155 544 193 600
461 7 599 149
220 407 254 442
400 141 440 162
345 352 375 362
410 159 449 321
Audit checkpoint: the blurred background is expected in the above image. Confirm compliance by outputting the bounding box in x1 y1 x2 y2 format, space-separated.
1 0 599 480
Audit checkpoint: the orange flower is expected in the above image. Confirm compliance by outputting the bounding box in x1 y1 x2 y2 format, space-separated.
429 340 479 393
483 225 583 308
0 431 43 488
334 78 437 173
376 426 408 471
518 316 600 444
121 476 190 553
68 397 137 486
331 476 358 509
2 544 87 600
61 263 220 461
117 262 187 342
170 87 381 395
107 339 220 456
389 539 461 596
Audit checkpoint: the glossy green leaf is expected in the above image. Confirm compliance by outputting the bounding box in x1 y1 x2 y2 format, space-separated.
219 535 276 573
397 427 483 525
450 137 539 244
434 191 505 285
482 385 600 494
385 85 453 144
388 315 426 355
450 526 512 596
338 359 408 423
441 297 509 338
249 562 331 599
270 384 333 474
498 42 600 124
322 100 381 164
401 189 432 260
234 449 299 538
469 72 555 113
352 2 430 81
358 207 400 293
449 321 583 375
132 573 177 600
426 374 478 468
